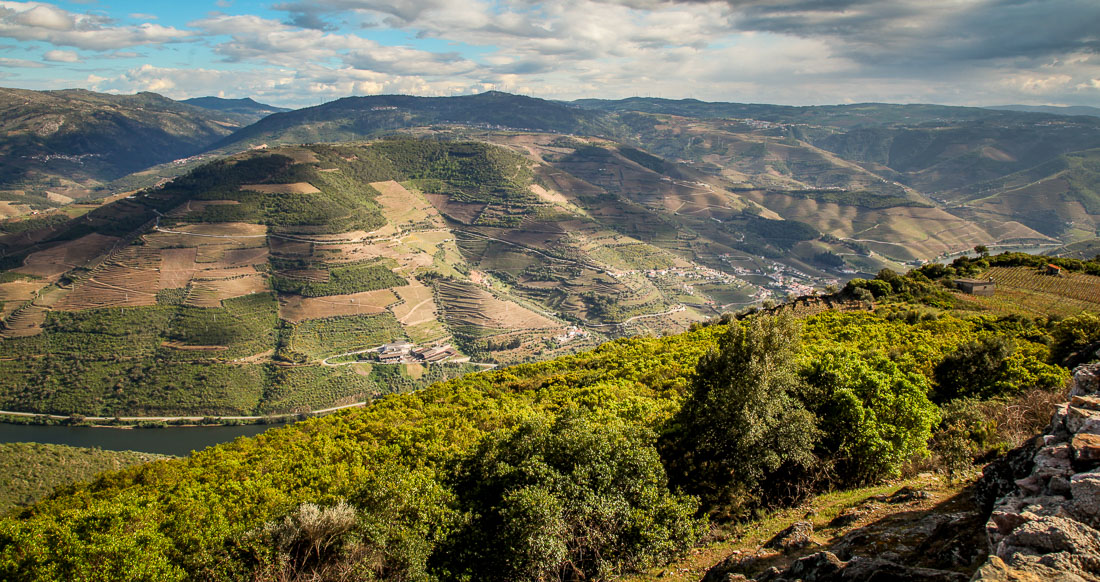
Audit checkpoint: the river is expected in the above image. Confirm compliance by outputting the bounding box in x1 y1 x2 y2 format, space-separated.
0 423 278 456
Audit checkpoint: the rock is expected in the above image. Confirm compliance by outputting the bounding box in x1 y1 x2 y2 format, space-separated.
1070 367 1100 399
1035 444 1074 480
990 511 1030 540
1070 471 1100 527
784 551 844 580
887 486 932 503
1072 395 1100 412
998 515 1100 559
974 364 1100 582
976 436 1042 512
1073 433 1100 463
972 555 1083 582
764 521 814 551
828 508 866 529
1068 407 1100 435
750 551 968 582
840 556 969 581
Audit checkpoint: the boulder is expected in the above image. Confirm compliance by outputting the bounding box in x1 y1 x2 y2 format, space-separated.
1070 471 1100 527
827 508 866 529
1071 395 1100 412
1068 407 1100 435
997 515 1100 558
976 436 1042 512
764 521 814 552
748 551 968 582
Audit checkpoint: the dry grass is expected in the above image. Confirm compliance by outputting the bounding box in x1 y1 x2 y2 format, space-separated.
423 193 485 224
159 247 198 289
54 246 159 310
437 279 560 332
185 275 270 307
0 201 31 217
392 280 438 326
371 180 444 227
166 199 240 218
241 182 320 194
279 289 399 322
13 233 117 280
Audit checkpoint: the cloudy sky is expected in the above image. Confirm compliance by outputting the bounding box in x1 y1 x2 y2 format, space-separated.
1 0 1098 108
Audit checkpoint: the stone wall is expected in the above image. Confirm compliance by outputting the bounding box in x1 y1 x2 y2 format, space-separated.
974 363 1100 582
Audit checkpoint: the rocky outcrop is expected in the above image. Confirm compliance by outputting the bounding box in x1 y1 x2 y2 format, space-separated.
975 363 1100 582
764 521 814 552
746 551 969 582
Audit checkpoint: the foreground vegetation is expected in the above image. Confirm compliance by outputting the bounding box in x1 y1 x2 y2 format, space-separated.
0 301 1088 580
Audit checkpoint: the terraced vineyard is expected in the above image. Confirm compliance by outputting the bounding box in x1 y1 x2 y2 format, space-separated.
952 266 1100 316
0 137 867 417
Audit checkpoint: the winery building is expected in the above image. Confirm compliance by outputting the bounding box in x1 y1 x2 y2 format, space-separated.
954 278 995 296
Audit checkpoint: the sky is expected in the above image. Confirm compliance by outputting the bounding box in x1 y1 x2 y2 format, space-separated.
0 0 1098 109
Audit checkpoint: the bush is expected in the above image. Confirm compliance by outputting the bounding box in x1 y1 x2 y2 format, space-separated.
933 336 1017 402
441 413 703 581
801 348 940 484
1050 311 1100 367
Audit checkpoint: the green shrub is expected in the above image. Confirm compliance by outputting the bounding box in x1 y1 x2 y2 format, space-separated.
441 413 703 581
801 348 940 484
1050 311 1100 367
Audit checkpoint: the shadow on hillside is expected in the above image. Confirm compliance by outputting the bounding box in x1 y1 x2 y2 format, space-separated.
712 483 988 580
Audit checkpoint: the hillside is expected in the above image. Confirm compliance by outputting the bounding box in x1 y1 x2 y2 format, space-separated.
945 148 1100 242
211 91 619 150
0 288 1088 580
205 93 1098 253
0 87 243 210
181 97 290 126
0 443 166 514
0 138 803 418
3 129 1093 420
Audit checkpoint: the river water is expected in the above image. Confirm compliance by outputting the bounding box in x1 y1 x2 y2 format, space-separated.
0 423 277 456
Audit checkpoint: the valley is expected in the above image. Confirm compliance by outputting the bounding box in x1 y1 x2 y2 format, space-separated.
0 89 1098 421
4 0 1100 574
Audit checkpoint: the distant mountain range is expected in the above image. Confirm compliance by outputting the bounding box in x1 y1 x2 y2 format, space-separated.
0 88 242 203
1 86 1098 249
181 96 290 125
986 104 1100 118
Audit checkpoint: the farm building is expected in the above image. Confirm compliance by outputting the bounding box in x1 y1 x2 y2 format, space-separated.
954 278 996 296
379 352 403 363
414 345 458 362
380 341 413 354
1046 264 1064 276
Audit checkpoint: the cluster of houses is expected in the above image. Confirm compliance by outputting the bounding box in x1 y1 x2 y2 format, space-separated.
376 341 459 363
553 326 589 345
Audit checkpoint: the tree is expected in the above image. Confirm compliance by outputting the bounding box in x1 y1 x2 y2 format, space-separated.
974 244 989 258
664 313 819 514
440 413 703 581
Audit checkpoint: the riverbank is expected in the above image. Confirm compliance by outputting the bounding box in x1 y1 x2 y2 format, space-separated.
0 399 371 428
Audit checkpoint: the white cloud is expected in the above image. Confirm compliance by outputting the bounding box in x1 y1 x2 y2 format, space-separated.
43 48 78 62
0 55 45 67
0 1 193 50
